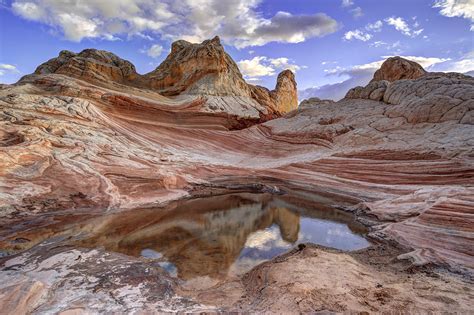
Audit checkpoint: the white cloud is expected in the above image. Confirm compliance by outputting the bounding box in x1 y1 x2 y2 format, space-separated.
350 7 364 18
341 0 354 7
441 58 474 72
366 20 383 32
343 29 372 41
431 51 474 73
238 56 276 78
10 0 339 48
270 57 305 73
433 0 474 31
0 64 18 71
0 64 20 76
145 44 163 58
385 17 411 36
385 16 424 37
237 56 304 79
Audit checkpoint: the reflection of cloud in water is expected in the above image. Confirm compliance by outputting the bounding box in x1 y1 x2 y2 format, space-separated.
75 193 370 280
297 218 370 251
244 226 289 250
141 249 163 259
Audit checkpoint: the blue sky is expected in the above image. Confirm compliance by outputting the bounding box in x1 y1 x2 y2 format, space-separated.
0 0 473 100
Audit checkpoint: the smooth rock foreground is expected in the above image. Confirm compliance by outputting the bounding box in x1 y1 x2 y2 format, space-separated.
1 44 473 314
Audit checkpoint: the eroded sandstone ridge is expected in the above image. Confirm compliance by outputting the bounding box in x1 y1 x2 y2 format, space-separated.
1 49 473 313
28 36 297 123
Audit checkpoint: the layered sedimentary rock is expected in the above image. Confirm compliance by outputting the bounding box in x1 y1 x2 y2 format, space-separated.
33 49 141 86
145 36 297 114
24 37 297 125
1 52 474 312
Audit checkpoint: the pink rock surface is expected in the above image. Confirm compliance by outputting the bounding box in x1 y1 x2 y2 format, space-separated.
0 48 473 312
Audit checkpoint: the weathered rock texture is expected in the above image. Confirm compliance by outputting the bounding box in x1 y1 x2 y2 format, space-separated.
299 97 335 109
371 56 427 82
146 36 250 97
1 51 474 312
34 49 140 85
29 37 297 119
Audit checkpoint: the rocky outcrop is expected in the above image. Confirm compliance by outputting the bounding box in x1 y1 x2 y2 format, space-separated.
270 70 298 112
33 49 140 85
299 97 334 109
249 71 298 114
371 56 427 82
345 80 389 101
145 36 297 114
1 48 474 312
22 38 297 122
346 71 473 124
346 56 425 100
146 36 250 97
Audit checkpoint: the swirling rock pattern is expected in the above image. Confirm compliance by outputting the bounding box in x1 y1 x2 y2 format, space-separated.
0 51 473 312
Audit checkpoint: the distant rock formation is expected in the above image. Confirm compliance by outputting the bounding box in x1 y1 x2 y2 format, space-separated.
346 57 473 124
299 97 334 109
346 56 425 101
146 36 250 97
250 70 298 114
370 56 427 83
29 37 297 117
271 70 298 113
146 36 297 114
34 49 140 85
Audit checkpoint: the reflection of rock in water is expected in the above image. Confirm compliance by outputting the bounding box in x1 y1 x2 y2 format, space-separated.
76 194 300 280
273 207 300 243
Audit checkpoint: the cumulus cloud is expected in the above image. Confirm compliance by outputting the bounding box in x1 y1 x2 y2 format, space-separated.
238 56 304 80
343 29 372 41
269 57 305 72
433 0 474 31
385 16 424 37
299 56 450 101
238 56 276 78
0 64 20 76
10 0 339 48
145 44 164 58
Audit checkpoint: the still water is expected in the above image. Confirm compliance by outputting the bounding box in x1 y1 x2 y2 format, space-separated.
76 193 371 280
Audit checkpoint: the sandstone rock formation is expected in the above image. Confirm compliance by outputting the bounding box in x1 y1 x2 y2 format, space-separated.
371 56 427 82
299 97 334 109
146 36 250 97
1 50 473 312
23 37 297 126
145 36 297 114
33 49 140 86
